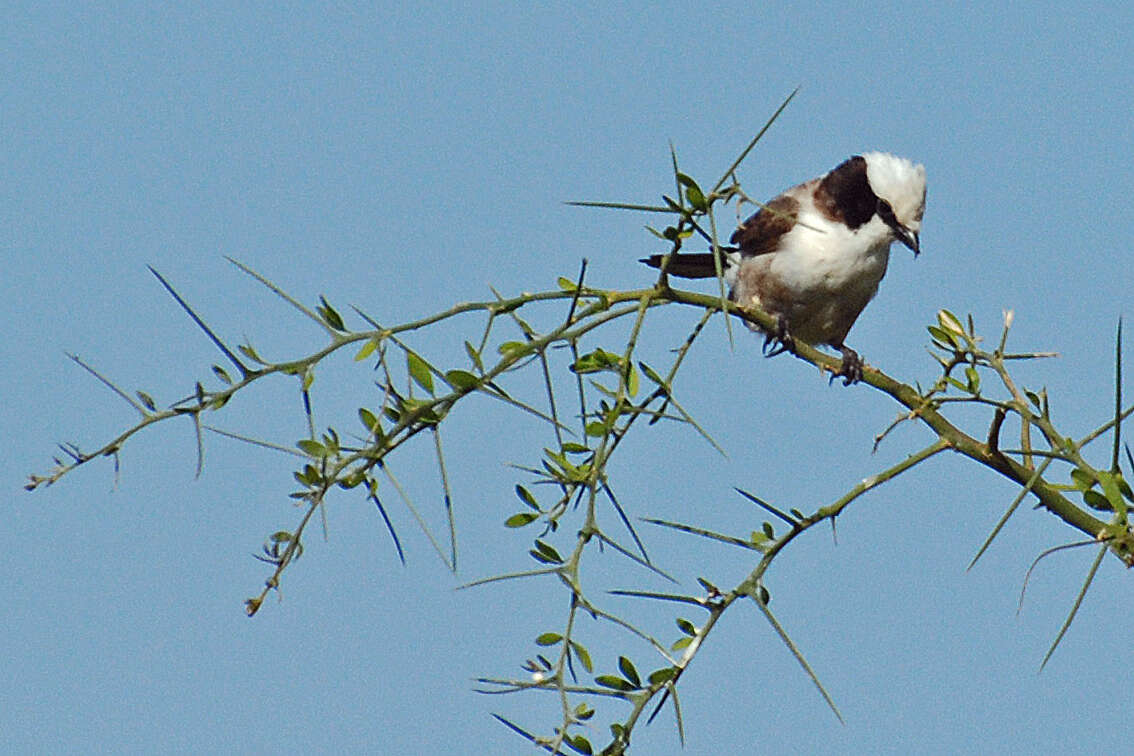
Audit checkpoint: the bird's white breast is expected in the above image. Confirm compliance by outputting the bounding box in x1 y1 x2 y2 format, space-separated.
734 211 894 346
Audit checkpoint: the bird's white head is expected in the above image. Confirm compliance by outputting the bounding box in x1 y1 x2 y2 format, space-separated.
862 152 927 252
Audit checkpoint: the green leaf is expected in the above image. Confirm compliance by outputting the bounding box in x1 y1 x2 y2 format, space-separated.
497 340 527 356
238 343 264 363
566 734 593 755
686 186 707 211
531 539 563 564
556 276 578 292
595 675 636 691
318 295 345 331
515 484 539 510
618 656 641 688
406 351 434 394
762 521 774 539
927 325 959 349
136 391 156 411
1069 468 1094 491
571 348 620 374
1082 490 1112 511
444 369 478 390
464 340 484 371
561 442 590 454
574 702 595 720
676 617 697 636
638 361 665 386
535 632 563 646
211 364 232 385
297 439 326 457
647 667 677 685
505 512 539 528
570 640 593 673
937 309 965 337
965 366 980 393
626 362 640 397
671 636 692 651
585 420 608 437
354 337 379 362
399 398 442 424
359 407 380 432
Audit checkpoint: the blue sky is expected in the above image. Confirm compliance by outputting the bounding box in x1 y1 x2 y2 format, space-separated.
5 2 1133 754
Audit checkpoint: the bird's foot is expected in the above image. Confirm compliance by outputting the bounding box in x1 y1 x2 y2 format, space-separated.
762 315 795 358
829 345 864 386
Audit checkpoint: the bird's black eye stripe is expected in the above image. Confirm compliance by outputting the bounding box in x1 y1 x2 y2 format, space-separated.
876 198 895 223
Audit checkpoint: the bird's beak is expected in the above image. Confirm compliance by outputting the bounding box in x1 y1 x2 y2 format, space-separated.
897 227 920 257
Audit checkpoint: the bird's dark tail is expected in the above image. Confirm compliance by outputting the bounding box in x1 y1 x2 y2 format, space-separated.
638 251 732 279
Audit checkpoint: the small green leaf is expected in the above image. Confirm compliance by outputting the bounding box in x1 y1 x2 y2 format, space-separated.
359 407 379 432
618 656 641 688
686 186 707 211
136 391 156 411
212 364 232 385
1083 490 1112 511
566 734 593 755
648 667 677 685
557 276 578 292
505 512 539 528
515 484 539 510
238 343 264 363
965 366 981 393
762 521 774 539
626 362 639 397
464 340 484 371
676 617 697 636
444 369 478 390
1070 468 1094 491
574 702 595 720
928 325 959 349
529 548 558 564
318 296 345 331
531 539 563 564
595 675 636 691
561 442 590 454
585 421 608 437
399 398 442 424
671 636 692 651
297 439 326 457
497 341 526 356
535 632 563 646
406 351 434 394
570 640 593 673
937 309 965 336
354 337 379 362
638 361 665 386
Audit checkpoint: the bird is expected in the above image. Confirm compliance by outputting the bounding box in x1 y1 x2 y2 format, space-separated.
640 152 926 384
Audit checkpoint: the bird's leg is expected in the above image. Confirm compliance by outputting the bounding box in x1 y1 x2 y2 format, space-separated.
830 343 863 386
762 314 795 358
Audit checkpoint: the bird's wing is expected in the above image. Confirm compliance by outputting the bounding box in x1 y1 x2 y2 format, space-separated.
728 187 806 257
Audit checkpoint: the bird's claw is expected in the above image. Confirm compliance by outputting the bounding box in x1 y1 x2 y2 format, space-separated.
829 345 863 386
762 316 795 358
